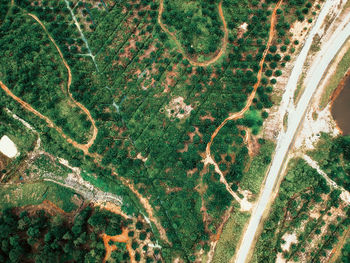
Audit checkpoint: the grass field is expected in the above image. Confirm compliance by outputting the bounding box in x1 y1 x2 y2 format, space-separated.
212 210 250 263
319 39 350 109
0 109 37 154
239 140 275 198
0 181 81 212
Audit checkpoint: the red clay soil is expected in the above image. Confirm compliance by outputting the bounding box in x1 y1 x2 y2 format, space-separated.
329 68 350 107
158 0 228 67
102 228 135 263
95 201 130 220
42 200 71 216
0 13 99 157
23 200 74 219
206 0 283 160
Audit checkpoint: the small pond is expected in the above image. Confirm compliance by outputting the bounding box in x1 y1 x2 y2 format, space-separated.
331 72 350 135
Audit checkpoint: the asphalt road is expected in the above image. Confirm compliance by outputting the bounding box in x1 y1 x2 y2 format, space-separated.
234 0 350 262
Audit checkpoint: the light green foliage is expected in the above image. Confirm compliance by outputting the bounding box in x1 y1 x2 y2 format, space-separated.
252 158 349 263
240 140 275 196
0 181 80 212
212 211 250 263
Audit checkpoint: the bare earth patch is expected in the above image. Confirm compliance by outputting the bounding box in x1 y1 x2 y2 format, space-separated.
165 97 193 119
281 232 298 252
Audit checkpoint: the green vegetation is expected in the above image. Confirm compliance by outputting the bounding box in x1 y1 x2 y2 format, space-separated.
0 181 81 212
239 140 275 196
0 206 127 262
310 134 350 191
162 0 224 56
320 43 350 109
0 10 92 144
0 109 36 155
0 0 321 260
212 211 250 263
252 158 349 263
340 237 350 262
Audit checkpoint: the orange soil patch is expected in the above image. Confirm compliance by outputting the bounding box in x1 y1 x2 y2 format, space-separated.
330 68 350 107
23 199 75 218
158 0 228 67
0 13 99 157
42 200 71 215
205 0 283 165
95 201 130 220
102 228 135 263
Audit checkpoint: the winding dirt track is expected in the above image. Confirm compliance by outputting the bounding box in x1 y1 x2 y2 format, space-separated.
0 13 98 156
205 0 283 164
0 9 169 250
158 0 228 67
118 176 170 244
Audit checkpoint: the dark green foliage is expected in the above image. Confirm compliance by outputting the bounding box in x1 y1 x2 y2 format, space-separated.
0 207 115 262
88 208 124 236
321 136 350 191
253 158 346 263
340 238 350 263
0 0 317 260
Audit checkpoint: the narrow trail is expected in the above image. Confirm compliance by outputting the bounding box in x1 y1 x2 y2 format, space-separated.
234 0 350 261
329 227 350 262
2 8 167 251
158 0 228 67
0 13 98 156
102 228 135 263
204 0 283 209
118 176 171 244
302 154 350 204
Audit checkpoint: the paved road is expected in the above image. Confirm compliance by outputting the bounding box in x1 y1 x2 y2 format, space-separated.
234 0 350 262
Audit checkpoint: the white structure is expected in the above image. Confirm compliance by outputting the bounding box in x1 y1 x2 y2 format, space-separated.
0 135 18 158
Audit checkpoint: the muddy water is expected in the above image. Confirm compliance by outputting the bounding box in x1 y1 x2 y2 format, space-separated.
332 73 350 135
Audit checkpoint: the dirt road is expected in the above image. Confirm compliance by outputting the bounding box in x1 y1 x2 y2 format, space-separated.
234 0 350 262
0 13 98 156
28 13 98 152
204 0 282 210
118 176 170 244
158 0 228 67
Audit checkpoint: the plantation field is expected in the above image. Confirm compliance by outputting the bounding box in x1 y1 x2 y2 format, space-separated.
0 0 325 261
